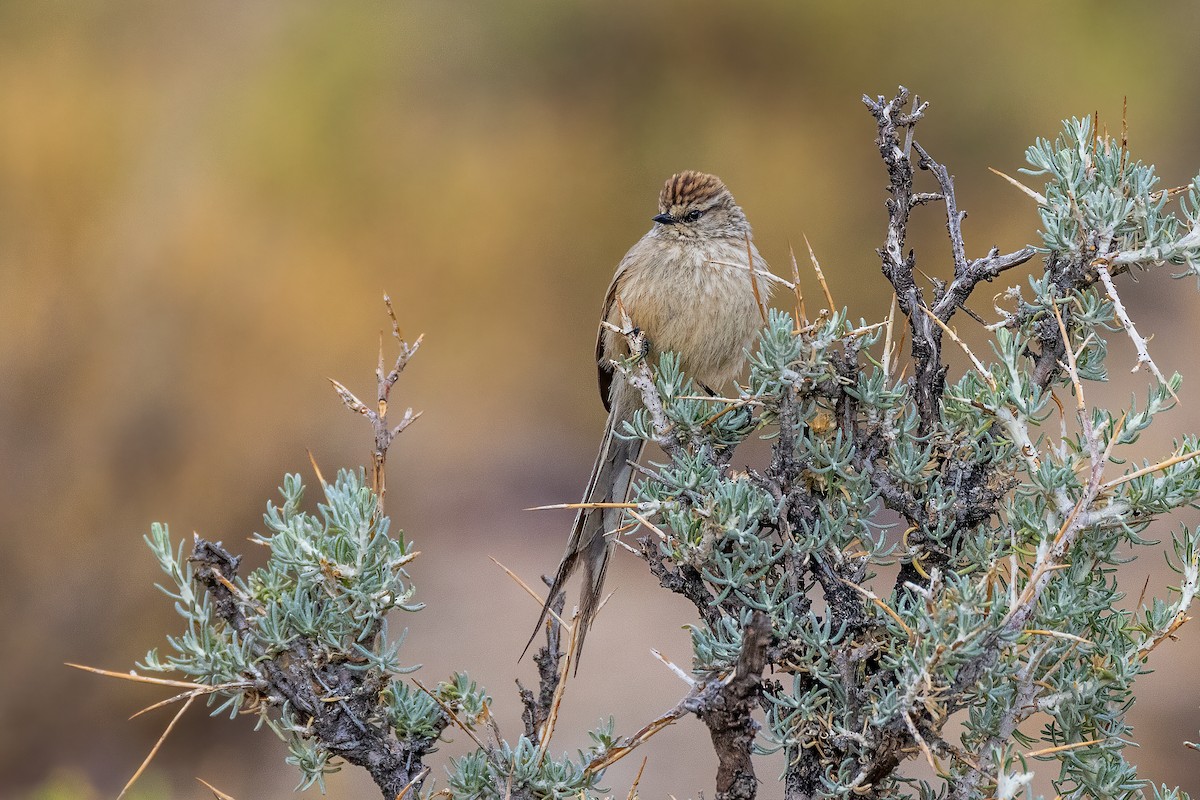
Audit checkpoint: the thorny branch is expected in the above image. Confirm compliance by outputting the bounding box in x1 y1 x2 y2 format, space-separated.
1095 260 1179 402
944 304 1129 791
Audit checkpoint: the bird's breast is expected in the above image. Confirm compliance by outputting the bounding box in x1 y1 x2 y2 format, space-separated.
604 238 766 389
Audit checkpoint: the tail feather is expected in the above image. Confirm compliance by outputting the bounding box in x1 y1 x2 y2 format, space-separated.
571 526 612 665
522 395 644 665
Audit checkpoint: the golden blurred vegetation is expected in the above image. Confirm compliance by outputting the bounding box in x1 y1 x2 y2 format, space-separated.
4 1 1200 797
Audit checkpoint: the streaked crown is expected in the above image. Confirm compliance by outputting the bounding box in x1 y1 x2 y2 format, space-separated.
658 171 731 212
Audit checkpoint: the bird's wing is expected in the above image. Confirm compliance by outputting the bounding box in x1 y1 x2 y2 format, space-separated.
596 282 618 412
595 243 643 412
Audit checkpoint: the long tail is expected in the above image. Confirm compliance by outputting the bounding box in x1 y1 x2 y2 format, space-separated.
522 399 644 665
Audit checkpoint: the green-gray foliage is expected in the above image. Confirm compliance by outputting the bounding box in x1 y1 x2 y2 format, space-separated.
141 469 608 797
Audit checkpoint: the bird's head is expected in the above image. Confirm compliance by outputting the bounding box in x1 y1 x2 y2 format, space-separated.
651 170 749 240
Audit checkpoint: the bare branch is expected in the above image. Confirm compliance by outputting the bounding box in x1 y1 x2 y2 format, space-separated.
865 89 1035 434
698 611 772 800
1094 261 1180 404
612 302 687 460
333 295 423 515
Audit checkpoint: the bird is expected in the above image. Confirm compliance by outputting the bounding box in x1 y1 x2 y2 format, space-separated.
525 170 769 666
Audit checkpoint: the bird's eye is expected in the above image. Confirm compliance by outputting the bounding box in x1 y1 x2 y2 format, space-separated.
683 209 704 223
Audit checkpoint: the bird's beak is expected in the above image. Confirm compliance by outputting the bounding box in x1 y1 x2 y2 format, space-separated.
652 213 677 225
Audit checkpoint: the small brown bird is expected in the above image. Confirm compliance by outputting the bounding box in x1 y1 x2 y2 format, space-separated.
526 171 769 664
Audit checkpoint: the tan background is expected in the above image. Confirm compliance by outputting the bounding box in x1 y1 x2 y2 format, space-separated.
4 2 1200 797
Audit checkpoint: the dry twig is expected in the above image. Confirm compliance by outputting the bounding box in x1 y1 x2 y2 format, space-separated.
330 294 423 515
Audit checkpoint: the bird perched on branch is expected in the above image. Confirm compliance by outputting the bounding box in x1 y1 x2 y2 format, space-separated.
525 171 770 665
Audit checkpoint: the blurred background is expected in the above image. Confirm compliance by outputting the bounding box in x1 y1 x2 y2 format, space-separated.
4 1 1200 797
